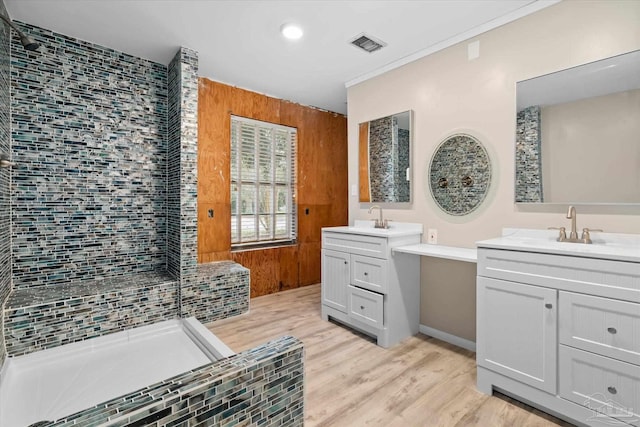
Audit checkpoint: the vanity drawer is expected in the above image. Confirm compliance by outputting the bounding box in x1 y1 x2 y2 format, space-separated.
559 345 640 427
322 231 388 259
351 255 388 293
478 248 640 303
560 292 640 365
348 285 383 330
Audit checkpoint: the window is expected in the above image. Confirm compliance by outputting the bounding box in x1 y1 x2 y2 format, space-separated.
230 116 296 248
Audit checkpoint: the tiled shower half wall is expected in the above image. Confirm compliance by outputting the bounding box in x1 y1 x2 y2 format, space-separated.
0 0 11 367
10 22 169 289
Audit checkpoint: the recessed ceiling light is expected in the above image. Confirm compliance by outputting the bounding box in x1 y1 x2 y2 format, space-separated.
281 23 303 40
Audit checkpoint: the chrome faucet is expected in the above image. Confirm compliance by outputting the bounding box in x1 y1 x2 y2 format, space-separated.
549 205 602 244
367 205 388 229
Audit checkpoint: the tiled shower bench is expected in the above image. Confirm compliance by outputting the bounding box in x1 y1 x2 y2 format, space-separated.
181 260 250 324
3 261 251 357
3 271 180 356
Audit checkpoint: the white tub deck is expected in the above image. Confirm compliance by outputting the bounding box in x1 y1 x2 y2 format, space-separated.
0 318 234 427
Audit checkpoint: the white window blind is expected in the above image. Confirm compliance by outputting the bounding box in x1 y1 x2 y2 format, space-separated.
230 116 297 248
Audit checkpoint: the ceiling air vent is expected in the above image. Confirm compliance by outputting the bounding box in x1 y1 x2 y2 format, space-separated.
350 33 387 53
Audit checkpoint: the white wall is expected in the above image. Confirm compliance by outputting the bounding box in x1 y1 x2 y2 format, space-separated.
346 0 640 342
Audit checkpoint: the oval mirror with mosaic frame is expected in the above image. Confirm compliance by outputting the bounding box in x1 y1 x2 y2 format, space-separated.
428 133 491 216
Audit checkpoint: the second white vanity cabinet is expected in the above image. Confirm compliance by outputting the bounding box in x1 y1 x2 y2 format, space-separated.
321 224 421 348
477 232 640 427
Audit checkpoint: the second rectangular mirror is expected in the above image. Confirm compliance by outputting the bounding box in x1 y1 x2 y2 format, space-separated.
515 49 640 205
359 110 412 204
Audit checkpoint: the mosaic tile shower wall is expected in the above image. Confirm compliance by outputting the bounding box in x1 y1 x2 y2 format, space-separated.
167 47 198 281
10 22 168 290
515 106 543 202
0 0 11 368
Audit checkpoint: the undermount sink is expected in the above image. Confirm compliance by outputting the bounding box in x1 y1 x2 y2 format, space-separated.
325 220 423 238
477 228 640 263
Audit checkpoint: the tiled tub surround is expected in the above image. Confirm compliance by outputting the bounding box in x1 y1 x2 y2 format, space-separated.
3 271 178 356
0 318 235 427
515 105 543 203
3 334 304 427
181 261 250 324
10 22 168 290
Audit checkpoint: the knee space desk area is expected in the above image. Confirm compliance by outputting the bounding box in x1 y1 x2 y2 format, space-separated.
320 219 478 349
392 244 478 263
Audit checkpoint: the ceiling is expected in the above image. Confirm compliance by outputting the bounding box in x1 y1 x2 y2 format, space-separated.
5 0 557 114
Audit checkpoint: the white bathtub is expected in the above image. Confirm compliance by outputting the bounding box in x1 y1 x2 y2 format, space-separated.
0 318 234 427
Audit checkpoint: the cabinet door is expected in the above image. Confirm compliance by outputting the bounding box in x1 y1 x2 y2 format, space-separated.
321 249 349 313
477 277 557 394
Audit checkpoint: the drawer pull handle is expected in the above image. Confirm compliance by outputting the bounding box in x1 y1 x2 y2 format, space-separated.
344 261 348 265
364 272 368 276
360 305 365 310
607 327 617 334
545 303 553 309
607 386 617 395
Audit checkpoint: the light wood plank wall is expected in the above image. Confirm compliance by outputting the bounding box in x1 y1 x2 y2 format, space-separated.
197 78 348 297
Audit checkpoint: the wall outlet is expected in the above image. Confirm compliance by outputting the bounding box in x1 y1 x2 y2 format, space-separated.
427 229 438 244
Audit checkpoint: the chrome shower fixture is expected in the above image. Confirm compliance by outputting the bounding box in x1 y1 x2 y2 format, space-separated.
0 12 39 51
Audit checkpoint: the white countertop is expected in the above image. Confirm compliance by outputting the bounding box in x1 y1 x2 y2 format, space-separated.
476 228 640 263
323 220 423 238
393 244 477 263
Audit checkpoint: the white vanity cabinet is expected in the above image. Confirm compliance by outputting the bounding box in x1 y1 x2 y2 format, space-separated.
477 234 640 427
477 277 557 394
321 224 421 348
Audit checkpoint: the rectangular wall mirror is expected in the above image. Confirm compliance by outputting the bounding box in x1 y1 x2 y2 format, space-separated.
515 49 640 205
359 110 412 204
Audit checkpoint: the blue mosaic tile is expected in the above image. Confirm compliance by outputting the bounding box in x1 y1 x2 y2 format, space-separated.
429 134 491 216
368 115 410 203
181 261 250 324
0 0 11 368
4 272 178 356
515 106 543 202
10 22 168 289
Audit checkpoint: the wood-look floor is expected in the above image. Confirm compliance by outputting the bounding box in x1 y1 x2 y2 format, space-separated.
207 284 572 427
